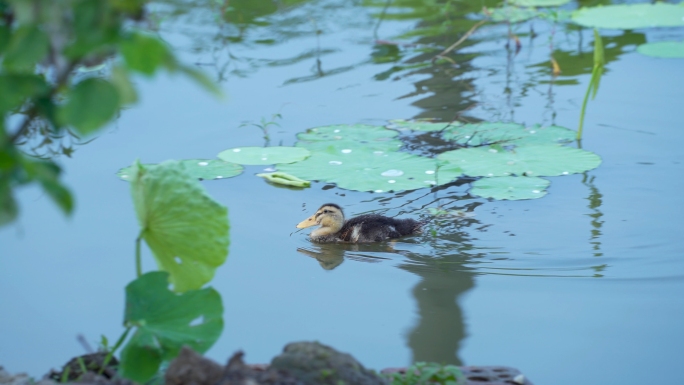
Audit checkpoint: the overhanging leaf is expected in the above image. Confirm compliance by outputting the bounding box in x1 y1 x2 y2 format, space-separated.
572 3 684 30
119 271 223 383
277 148 460 192
57 78 120 135
2 25 49 71
129 161 229 292
438 145 601 177
470 176 550 200
217 146 310 165
120 32 175 75
118 159 243 181
637 41 684 58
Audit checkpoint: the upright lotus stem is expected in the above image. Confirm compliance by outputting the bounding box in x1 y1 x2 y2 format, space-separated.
577 29 605 140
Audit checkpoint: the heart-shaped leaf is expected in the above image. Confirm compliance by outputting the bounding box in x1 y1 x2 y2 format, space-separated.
296 124 402 152
470 176 550 200
129 160 229 292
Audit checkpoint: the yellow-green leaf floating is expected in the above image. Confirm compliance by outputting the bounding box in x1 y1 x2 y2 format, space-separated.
277 148 460 193
118 159 243 181
470 176 550 200
572 3 684 30
296 124 403 152
438 145 601 177
129 161 229 292
218 146 310 165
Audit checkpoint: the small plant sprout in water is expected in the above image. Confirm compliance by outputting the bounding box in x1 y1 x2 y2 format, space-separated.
239 113 282 146
387 362 465 385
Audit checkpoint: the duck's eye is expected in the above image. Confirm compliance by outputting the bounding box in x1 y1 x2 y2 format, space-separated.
323 209 330 213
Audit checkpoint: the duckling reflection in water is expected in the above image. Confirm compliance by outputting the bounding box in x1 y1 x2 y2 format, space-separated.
296 203 423 243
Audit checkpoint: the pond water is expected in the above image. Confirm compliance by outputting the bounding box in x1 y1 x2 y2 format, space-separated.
2 1 684 384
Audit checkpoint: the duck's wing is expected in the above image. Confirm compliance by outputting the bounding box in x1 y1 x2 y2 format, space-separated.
341 214 422 242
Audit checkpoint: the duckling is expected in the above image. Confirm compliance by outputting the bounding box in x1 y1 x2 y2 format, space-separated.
296 203 423 243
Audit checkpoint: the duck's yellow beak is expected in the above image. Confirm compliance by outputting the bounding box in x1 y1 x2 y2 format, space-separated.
296 214 318 228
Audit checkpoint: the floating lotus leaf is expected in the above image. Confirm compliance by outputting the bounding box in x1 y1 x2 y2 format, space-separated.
119 272 223 382
388 119 460 132
572 3 684 30
296 124 402 152
217 146 310 165
437 145 601 177
277 149 460 192
488 6 540 23
637 41 684 58
443 123 575 147
118 159 243 181
129 161 229 292
510 0 570 7
470 176 550 200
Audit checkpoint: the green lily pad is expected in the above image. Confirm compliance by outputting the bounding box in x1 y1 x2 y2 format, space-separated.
129 161 229 292
388 119 460 132
470 176 550 200
277 149 460 192
296 124 402 152
118 159 243 181
488 6 540 23
442 122 575 147
119 272 223 383
637 41 684 58
438 145 601 177
217 146 310 165
572 3 684 30
510 0 570 7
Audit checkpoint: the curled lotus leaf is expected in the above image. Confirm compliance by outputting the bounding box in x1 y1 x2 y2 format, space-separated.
277 148 460 193
572 3 684 30
296 124 402 152
217 146 310 165
118 159 243 181
637 41 684 59
470 176 550 200
437 145 601 177
256 172 310 187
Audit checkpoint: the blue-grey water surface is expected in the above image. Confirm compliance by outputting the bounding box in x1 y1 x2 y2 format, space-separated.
2 1 684 384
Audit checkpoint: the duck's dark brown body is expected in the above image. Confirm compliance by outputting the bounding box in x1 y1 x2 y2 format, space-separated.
311 214 422 243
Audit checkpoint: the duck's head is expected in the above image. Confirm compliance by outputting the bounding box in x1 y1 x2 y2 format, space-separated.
296 203 345 235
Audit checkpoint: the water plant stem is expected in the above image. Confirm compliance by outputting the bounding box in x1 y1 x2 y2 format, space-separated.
98 326 132 376
135 232 143 278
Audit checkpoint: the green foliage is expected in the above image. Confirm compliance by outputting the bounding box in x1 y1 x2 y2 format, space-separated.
296 124 402 152
129 161 229 292
442 123 575 147
387 362 464 385
217 146 310 165
118 159 243 181
119 272 224 383
577 29 604 140
637 41 684 59
572 3 684 30
470 176 550 200
510 0 570 7
0 0 220 227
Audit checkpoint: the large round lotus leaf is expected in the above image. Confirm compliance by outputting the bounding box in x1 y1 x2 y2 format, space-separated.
129 161 229 292
388 119 460 132
296 124 402 152
510 0 570 7
118 159 243 181
276 149 451 192
437 145 601 177
443 123 575 146
470 176 550 200
443 122 523 146
217 146 310 165
637 41 684 58
572 3 684 30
